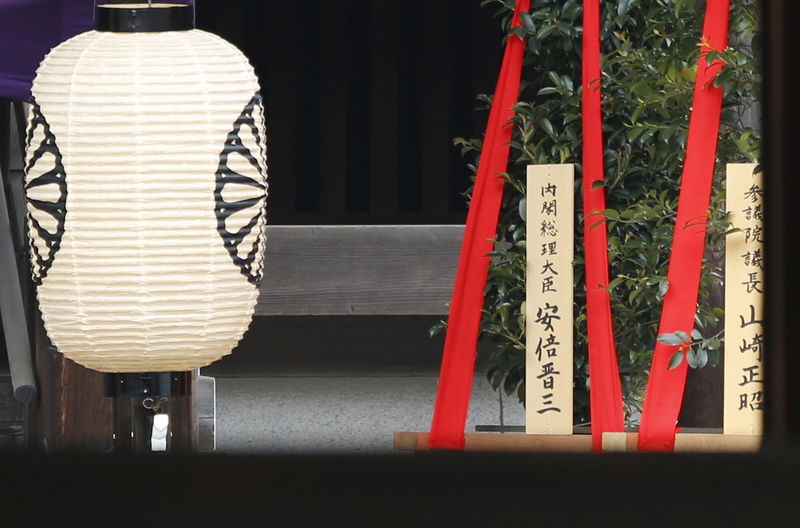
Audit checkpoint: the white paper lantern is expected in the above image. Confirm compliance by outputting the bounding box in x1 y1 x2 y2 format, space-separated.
24 3 268 372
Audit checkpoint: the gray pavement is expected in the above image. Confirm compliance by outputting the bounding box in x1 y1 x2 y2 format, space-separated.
215 375 525 454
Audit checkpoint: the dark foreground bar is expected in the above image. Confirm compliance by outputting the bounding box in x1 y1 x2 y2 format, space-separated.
1 450 799 525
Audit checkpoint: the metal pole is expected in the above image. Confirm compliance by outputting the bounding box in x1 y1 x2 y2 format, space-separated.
0 98 36 403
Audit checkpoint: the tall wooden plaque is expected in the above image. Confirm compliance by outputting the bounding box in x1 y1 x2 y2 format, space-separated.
724 163 764 436
526 164 573 434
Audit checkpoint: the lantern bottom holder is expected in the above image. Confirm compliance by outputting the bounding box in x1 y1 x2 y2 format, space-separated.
104 372 190 398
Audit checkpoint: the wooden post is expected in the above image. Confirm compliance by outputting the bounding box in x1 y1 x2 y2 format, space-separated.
526 164 574 434
724 163 764 436
169 371 198 453
33 311 114 452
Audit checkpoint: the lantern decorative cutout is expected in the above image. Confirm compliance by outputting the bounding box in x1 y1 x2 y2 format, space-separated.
24 3 268 373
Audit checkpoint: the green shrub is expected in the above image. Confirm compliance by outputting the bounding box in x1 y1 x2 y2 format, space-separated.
436 0 760 425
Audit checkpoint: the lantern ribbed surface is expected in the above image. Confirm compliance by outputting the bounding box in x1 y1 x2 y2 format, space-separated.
25 29 268 372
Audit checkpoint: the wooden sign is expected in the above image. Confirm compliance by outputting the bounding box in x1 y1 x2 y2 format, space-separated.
526 164 574 434
724 163 764 436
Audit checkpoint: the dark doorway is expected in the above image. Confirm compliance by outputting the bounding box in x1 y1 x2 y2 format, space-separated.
196 0 504 225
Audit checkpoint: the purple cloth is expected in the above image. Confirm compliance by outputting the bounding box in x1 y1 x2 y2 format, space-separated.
0 0 194 102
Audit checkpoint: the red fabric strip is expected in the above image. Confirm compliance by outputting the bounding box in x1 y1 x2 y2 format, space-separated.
429 0 530 450
582 0 625 452
637 0 730 452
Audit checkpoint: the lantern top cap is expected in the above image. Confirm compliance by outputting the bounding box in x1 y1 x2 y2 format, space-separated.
95 3 194 33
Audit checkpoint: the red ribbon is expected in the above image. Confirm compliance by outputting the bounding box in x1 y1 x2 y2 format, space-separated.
582 0 625 452
429 0 530 450
638 0 730 452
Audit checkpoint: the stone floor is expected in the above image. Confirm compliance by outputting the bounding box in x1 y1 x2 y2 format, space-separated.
214 375 525 454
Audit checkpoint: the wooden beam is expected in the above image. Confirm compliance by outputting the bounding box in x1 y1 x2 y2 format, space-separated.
420 0 451 215
367 0 400 217
206 315 479 377
762 0 800 448
394 432 593 453
395 430 761 453
256 225 463 316
260 0 297 223
601 432 761 453
344 0 371 214
318 1 348 216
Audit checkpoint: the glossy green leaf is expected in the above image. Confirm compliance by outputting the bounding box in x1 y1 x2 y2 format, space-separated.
668 350 684 369
657 333 683 346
